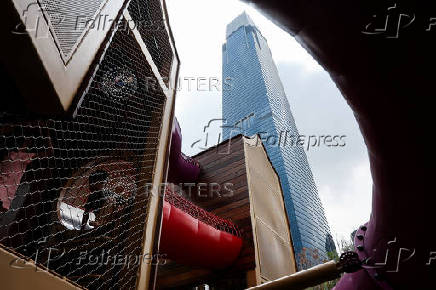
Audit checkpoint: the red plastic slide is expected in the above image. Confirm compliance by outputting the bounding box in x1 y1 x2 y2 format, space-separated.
160 187 243 269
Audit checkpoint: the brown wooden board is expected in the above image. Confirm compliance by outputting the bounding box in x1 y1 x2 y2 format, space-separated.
156 136 255 289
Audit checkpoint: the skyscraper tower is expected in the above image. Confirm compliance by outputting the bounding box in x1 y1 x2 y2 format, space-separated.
222 12 334 268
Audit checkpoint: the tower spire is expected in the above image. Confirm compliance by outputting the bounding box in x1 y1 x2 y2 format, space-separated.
226 11 256 38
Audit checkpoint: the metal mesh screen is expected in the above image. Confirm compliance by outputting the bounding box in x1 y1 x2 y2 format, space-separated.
1 17 166 289
128 0 173 86
38 0 109 62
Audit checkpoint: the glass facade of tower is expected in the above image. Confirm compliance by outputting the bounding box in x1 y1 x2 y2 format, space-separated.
222 13 333 268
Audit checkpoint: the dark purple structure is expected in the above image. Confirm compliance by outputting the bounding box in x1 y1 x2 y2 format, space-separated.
241 1 434 289
167 118 200 184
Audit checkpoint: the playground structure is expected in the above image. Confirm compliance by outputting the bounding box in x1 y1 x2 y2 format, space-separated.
1 0 179 289
1 0 435 289
156 132 297 288
160 185 243 269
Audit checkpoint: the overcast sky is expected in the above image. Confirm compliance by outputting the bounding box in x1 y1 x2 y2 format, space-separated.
166 0 372 242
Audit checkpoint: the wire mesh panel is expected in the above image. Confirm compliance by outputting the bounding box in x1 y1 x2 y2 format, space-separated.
38 0 109 62
1 15 167 289
128 0 174 86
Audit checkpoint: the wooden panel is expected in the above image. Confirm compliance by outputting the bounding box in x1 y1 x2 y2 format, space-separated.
156 136 256 289
1 246 79 290
243 135 297 282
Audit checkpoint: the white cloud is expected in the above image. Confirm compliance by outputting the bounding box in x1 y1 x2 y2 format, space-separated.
318 160 372 241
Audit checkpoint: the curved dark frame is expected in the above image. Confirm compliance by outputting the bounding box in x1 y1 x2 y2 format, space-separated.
242 1 434 288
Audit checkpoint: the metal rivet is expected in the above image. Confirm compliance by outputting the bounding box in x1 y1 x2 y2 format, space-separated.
360 225 367 231
357 234 364 240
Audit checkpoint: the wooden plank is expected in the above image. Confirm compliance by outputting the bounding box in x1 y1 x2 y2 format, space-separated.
156 136 256 288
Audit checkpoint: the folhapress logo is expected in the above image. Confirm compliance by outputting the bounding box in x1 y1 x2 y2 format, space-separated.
362 3 436 38
362 4 415 38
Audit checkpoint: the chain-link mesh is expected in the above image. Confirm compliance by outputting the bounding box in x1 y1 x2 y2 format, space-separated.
128 0 174 86
1 15 167 289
